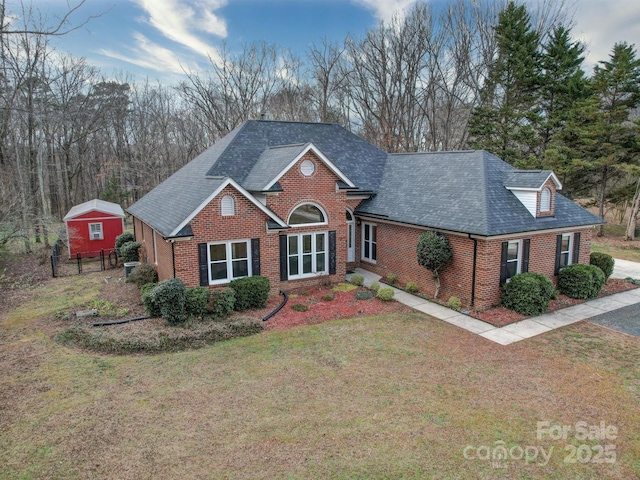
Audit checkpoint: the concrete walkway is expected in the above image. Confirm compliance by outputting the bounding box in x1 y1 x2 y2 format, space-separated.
347 259 640 345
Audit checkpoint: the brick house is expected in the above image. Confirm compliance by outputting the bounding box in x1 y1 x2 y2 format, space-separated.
127 120 602 310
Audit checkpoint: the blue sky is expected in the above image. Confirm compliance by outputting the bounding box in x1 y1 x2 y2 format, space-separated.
15 0 640 85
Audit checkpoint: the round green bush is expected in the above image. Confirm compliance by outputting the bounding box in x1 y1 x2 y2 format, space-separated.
126 263 158 288
141 282 160 317
377 286 395 301
209 288 236 319
405 281 419 293
115 231 135 256
501 272 555 316
120 241 141 262
151 278 187 325
350 273 364 286
229 276 270 311
185 287 210 319
447 296 462 311
369 281 381 292
589 252 614 280
558 264 605 299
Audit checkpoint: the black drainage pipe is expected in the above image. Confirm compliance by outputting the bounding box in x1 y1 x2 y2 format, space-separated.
262 291 288 322
91 316 151 327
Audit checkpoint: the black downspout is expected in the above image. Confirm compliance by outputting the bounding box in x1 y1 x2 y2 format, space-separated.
172 241 176 278
470 235 477 307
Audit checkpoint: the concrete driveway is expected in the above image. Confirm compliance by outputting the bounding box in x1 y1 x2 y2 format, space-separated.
611 258 640 279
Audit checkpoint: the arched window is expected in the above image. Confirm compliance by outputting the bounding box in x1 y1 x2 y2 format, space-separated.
221 195 235 216
288 203 326 226
540 188 551 212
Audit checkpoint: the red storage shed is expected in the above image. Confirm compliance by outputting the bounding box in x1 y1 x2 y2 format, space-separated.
64 199 125 258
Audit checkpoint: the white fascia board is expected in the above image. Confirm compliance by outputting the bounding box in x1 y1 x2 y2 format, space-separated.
169 177 287 237
263 143 356 191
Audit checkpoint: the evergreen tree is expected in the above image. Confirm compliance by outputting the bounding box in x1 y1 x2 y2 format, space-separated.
537 25 589 157
546 43 640 236
468 1 541 165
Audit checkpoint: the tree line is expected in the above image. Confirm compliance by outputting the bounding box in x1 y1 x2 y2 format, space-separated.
1 0 639 253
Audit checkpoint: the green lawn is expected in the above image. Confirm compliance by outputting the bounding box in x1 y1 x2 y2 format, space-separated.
2 297 639 479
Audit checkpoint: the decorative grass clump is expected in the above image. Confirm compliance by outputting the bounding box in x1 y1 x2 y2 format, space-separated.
349 273 364 286
355 290 374 300
386 273 397 284
447 296 462 311
291 303 309 312
405 281 419 293
321 293 335 301
369 281 380 292
332 283 358 292
377 287 395 301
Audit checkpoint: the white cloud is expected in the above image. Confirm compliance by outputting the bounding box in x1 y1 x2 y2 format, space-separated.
99 32 188 74
570 0 640 73
134 0 226 62
353 0 420 23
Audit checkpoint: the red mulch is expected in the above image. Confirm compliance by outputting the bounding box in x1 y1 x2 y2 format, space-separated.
472 278 639 327
252 285 412 331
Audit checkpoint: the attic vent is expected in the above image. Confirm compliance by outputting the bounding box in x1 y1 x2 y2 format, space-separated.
300 160 315 177
221 195 235 216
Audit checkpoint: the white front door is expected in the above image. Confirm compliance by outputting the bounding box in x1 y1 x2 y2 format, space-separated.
346 210 355 262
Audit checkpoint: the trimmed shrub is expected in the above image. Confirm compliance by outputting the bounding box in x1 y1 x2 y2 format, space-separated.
209 288 236 319
291 303 309 312
126 263 158 288
229 276 270 311
350 273 364 286
185 287 210 319
369 281 381 292
405 281 419 293
115 231 135 256
355 290 374 300
558 264 605 300
502 272 555 316
151 278 187 325
448 296 462 311
377 287 395 301
590 252 614 280
141 283 160 317
386 273 397 285
120 241 141 262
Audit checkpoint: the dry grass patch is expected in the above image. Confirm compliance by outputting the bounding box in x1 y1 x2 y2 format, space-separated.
1 310 639 479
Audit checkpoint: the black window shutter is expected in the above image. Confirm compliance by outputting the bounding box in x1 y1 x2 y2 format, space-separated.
329 230 337 275
522 239 530 273
251 238 260 276
554 234 563 275
572 232 581 264
499 241 508 286
198 243 208 286
279 235 288 281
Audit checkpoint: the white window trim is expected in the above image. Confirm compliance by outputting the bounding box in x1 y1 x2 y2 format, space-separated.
559 233 574 269
207 239 252 285
153 230 158 265
88 222 103 240
287 231 328 280
288 202 328 228
361 222 377 263
505 239 522 282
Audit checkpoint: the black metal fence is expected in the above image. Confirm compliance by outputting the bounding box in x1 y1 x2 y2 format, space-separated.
51 240 119 277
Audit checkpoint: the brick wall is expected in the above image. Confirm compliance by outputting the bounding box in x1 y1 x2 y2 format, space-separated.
354 219 594 311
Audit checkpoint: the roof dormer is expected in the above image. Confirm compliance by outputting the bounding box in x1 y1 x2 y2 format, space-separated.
504 170 562 218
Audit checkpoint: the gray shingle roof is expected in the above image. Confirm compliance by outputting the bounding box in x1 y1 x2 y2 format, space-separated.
129 120 602 239
503 170 557 189
356 151 602 236
243 143 309 191
206 120 387 192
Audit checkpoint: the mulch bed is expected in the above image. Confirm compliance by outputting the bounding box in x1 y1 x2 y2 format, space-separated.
253 285 412 331
472 278 639 327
